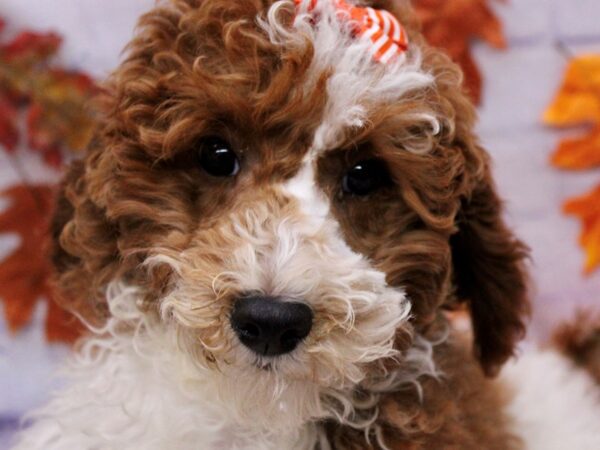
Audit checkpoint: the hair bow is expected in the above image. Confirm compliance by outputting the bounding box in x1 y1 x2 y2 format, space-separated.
294 0 409 64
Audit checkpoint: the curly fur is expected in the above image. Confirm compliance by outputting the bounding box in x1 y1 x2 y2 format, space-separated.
14 1 600 449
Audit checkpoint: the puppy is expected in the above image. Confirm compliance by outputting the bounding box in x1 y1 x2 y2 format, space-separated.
13 1 600 449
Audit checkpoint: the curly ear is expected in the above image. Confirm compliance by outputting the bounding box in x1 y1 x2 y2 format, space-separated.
419 42 531 376
450 163 530 376
51 160 84 275
50 153 120 324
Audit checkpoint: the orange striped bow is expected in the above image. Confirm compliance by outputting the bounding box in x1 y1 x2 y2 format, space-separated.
294 0 409 63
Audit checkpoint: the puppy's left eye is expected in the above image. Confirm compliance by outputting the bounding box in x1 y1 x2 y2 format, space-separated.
342 159 391 196
198 137 240 177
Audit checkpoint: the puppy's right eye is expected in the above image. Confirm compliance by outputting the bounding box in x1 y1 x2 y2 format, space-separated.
342 159 391 196
198 137 240 177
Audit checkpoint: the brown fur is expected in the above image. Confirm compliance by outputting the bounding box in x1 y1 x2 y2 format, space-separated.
50 0 530 448
554 311 600 384
326 330 522 450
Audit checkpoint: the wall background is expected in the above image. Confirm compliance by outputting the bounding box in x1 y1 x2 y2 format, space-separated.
1 0 600 447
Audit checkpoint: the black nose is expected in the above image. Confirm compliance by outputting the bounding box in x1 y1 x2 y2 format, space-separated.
230 296 313 357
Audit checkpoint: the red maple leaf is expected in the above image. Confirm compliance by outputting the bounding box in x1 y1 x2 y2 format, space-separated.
0 185 84 342
413 0 507 104
0 16 97 166
0 31 61 63
0 93 19 151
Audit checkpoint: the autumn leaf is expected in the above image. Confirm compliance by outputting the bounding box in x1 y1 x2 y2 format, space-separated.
412 0 506 104
0 31 61 64
550 126 600 170
0 185 83 342
0 17 97 166
544 55 600 128
0 93 19 151
26 70 97 167
544 54 600 273
544 55 600 171
563 186 600 274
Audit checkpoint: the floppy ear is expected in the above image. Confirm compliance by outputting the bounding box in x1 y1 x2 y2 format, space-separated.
50 149 121 324
417 38 531 376
450 159 530 376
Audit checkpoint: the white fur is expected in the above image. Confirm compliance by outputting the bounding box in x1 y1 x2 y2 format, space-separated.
16 297 600 450
11 281 427 450
12 284 320 450
146 195 417 435
282 159 330 224
502 347 600 450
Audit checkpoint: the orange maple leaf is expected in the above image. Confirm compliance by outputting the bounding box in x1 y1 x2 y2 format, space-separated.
0 185 83 342
412 0 507 104
544 55 600 273
550 126 600 170
563 186 600 274
544 55 600 170
544 55 600 128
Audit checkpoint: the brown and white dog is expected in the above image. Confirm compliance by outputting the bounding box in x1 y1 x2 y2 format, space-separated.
13 1 600 449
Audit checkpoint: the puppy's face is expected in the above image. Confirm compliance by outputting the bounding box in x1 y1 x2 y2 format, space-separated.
52 0 528 432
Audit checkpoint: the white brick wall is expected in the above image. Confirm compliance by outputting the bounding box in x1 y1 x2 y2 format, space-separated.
1 1 599 445
475 0 600 340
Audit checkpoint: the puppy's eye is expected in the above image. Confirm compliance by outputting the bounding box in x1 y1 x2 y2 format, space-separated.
342 159 391 196
198 137 240 177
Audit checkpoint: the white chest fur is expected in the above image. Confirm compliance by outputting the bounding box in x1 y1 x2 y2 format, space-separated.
12 331 315 450
501 347 600 450
13 307 600 450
